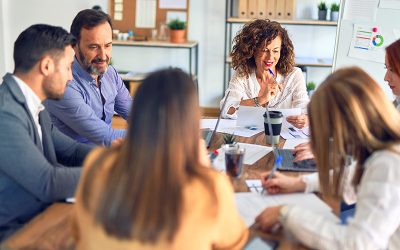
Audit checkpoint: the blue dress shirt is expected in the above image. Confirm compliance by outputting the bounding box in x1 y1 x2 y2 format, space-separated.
44 58 132 146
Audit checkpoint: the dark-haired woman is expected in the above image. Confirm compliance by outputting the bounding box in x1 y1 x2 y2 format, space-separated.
73 68 248 250
221 19 309 128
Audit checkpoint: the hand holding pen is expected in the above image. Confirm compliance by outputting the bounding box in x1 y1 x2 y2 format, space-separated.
260 159 306 194
257 69 281 106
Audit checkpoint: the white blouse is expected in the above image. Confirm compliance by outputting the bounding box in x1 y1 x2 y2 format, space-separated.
285 146 400 250
220 67 309 119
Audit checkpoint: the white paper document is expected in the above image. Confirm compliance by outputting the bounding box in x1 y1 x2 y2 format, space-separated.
280 120 309 139
237 106 265 130
200 118 236 130
269 107 301 117
283 138 309 149
245 179 264 193
211 143 272 172
235 192 335 227
135 0 156 28
343 0 379 22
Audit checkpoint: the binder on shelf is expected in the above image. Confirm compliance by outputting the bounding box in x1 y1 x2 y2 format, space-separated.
248 0 258 19
238 0 248 18
275 0 286 19
266 0 275 19
284 0 296 20
257 0 268 18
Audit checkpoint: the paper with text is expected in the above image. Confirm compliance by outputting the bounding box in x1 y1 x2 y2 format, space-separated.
235 192 335 227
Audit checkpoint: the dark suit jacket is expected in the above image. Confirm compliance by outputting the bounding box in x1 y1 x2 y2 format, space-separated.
0 73 92 241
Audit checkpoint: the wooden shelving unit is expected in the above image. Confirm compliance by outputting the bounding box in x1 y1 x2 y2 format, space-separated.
223 0 338 93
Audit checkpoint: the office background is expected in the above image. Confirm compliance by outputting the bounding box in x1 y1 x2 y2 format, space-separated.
0 0 338 108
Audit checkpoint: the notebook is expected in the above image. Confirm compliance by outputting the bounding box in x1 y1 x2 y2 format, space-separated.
202 91 230 148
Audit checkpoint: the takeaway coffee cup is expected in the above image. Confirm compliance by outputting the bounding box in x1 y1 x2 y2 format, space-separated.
263 111 283 145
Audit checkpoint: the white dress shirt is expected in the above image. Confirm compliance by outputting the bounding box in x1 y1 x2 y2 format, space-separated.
284 146 400 250
220 67 309 119
12 75 45 144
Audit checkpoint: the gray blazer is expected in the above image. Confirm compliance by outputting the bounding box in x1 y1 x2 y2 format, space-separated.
0 73 92 241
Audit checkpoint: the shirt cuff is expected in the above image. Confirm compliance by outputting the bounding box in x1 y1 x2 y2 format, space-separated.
302 173 319 193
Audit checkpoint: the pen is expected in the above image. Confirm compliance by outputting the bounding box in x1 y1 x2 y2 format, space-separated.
267 68 279 85
268 68 275 77
268 155 283 180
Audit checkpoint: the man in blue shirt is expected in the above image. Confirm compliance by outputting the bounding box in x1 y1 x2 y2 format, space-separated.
45 9 132 146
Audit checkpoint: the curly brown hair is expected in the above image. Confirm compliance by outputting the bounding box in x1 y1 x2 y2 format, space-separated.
231 19 295 77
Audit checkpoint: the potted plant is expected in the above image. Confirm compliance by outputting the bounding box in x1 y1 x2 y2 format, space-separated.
318 2 328 20
167 18 186 43
223 133 236 145
306 81 316 96
330 3 340 22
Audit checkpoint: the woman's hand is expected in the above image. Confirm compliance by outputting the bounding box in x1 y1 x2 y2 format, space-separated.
258 82 282 105
255 206 282 232
286 114 308 129
260 171 306 194
293 142 315 162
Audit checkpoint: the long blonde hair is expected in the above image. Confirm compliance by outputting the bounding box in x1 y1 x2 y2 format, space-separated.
309 67 400 198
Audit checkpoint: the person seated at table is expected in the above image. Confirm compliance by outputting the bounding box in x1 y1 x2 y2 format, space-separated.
44 9 132 146
255 67 400 249
220 19 309 129
293 38 400 163
0 24 92 242
73 68 248 250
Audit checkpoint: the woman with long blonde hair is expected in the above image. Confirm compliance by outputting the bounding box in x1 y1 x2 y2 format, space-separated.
73 68 248 250
256 67 400 249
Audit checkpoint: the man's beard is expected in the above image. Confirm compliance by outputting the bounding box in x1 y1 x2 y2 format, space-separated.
78 47 110 76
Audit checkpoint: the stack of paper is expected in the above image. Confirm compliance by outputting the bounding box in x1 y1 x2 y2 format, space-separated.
235 192 336 227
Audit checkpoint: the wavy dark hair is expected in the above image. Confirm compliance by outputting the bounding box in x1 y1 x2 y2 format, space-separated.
231 19 295 77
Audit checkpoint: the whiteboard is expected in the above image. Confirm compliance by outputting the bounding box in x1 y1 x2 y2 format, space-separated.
333 0 400 100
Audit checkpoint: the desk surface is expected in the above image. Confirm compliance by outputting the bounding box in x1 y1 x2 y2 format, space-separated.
2 132 313 250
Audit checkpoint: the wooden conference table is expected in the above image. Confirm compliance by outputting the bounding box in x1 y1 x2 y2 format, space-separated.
2 131 332 250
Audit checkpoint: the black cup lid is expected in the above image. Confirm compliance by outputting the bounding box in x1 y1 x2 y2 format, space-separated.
263 110 283 118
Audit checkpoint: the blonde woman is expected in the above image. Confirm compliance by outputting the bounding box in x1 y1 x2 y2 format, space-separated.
73 68 248 250
256 67 400 249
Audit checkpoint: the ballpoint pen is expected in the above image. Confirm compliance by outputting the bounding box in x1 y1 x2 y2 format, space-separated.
261 155 283 195
268 155 283 180
268 68 275 78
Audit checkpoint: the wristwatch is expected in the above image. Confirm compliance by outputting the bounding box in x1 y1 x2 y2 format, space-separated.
253 97 261 107
279 205 290 224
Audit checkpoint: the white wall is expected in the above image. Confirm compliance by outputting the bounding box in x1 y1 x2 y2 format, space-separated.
0 0 9 77
0 0 338 107
0 0 108 76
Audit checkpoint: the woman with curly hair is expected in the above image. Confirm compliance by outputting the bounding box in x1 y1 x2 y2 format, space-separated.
221 19 309 128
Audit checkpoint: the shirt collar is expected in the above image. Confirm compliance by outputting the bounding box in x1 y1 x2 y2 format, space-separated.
12 75 45 116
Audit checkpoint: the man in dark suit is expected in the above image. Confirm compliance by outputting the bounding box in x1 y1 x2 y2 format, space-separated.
0 24 93 241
